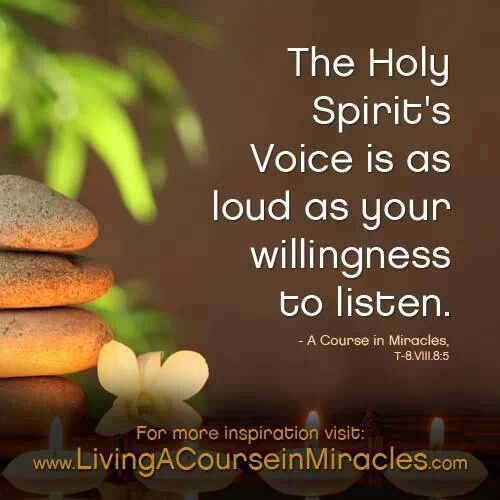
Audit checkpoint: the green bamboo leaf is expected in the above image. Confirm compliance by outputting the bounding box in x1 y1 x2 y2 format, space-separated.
124 1 219 47
11 104 42 151
9 60 53 152
59 55 138 103
45 126 86 198
0 37 14 114
76 90 157 223
173 107 207 165
0 0 80 26
142 95 169 188
125 47 207 165
125 47 181 98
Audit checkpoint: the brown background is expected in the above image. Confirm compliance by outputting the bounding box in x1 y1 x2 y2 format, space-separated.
17 1 500 417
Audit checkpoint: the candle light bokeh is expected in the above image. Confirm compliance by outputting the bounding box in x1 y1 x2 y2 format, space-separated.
3 417 108 497
384 417 488 497
259 410 363 497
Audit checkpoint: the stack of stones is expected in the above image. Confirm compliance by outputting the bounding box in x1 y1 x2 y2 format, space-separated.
0 175 113 437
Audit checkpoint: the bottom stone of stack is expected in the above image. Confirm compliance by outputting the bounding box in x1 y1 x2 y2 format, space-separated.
0 307 112 377
0 377 86 438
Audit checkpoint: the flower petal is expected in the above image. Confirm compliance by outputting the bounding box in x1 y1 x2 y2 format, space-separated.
98 340 140 400
143 409 168 428
153 350 209 400
95 398 136 436
137 351 163 390
144 399 202 429
166 401 203 429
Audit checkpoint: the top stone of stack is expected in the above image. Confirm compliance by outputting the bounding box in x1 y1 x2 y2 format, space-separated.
0 175 98 253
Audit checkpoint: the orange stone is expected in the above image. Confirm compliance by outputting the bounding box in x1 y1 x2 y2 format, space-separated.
0 308 112 377
0 377 87 437
0 252 113 308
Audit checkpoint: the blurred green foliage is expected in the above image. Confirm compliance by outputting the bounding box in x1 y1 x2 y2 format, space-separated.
0 0 213 222
84 280 175 355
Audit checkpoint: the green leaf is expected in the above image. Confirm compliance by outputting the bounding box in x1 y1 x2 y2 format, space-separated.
76 90 157 223
59 55 138 103
0 0 80 26
173 106 207 165
125 47 207 165
88 285 128 312
11 104 43 152
45 126 86 198
8 58 54 153
124 1 219 47
125 47 181 98
142 95 169 188
0 37 14 114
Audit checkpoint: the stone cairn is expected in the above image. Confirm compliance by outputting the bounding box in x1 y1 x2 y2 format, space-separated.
0 175 113 437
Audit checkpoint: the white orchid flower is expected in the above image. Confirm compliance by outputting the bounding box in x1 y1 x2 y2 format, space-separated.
96 341 209 437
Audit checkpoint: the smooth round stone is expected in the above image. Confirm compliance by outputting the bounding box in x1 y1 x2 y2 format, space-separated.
0 175 99 252
0 377 86 437
0 252 113 308
0 308 112 377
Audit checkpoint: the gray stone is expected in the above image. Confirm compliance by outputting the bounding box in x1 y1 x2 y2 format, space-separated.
0 175 98 252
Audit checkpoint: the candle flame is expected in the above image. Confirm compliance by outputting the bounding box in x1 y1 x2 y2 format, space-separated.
305 410 321 432
49 417 63 454
429 417 444 450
